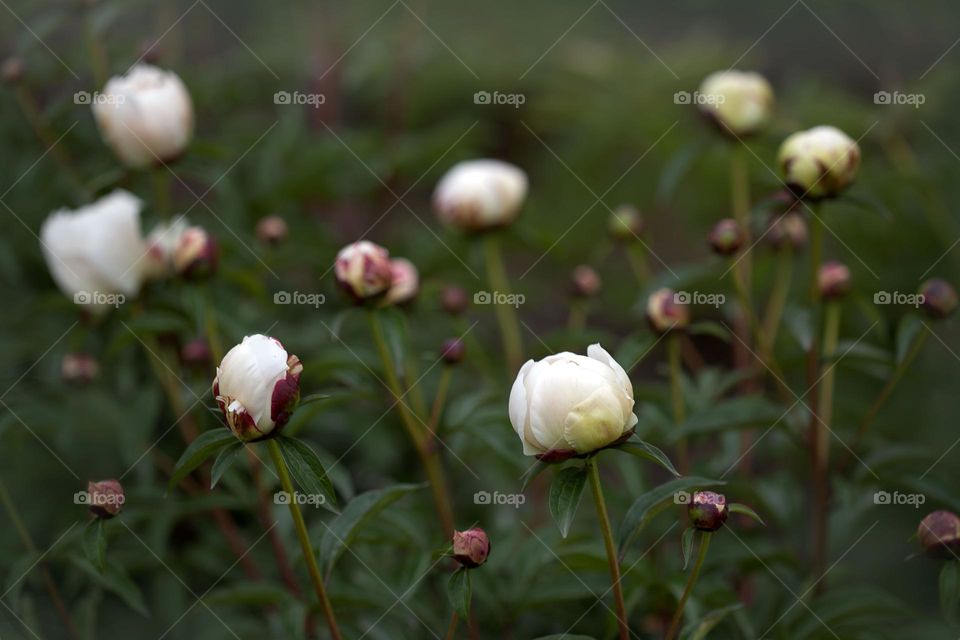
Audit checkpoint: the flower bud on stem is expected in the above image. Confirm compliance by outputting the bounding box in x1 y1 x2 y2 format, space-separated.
587 459 629 640
665 531 712 640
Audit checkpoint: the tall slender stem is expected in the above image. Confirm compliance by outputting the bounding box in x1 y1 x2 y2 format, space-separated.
587 459 629 640
444 612 460 640
401 316 428 419
369 311 455 536
567 299 587 332
152 167 172 220
762 247 794 348
267 441 343 640
665 531 712 640
625 243 652 286
805 205 826 583
427 366 454 438
730 151 752 294
483 234 523 374
668 333 689 474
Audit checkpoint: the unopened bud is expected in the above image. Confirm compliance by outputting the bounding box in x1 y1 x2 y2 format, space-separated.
688 491 727 532
61 353 99 384
452 527 490 568
708 218 746 256
919 278 958 320
918 510 960 559
334 241 392 301
87 479 124 519
766 210 807 250
818 261 851 299
440 285 469 316
180 338 212 368
384 258 419 306
571 265 601 298
608 205 644 241
439 338 466 365
2 57 24 84
646 288 690 333
173 226 218 280
256 215 289 247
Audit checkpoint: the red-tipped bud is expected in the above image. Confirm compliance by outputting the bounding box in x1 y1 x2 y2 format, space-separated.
708 218 746 256
918 510 960 559
440 285 469 316
85 479 125 519
646 288 690 333
173 226 218 280
688 491 727 532
818 261 851 299
61 353 99 384
256 215 289 247
452 527 490 568
571 265 601 298
440 338 466 365
919 278 958 320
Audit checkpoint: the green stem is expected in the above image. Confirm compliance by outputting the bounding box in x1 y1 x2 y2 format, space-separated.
587 459 629 640
83 5 109 88
401 316 428 419
668 333 689 474
568 299 587 332
812 302 840 592
483 234 523 374
152 166 171 220
427 366 454 438
762 247 794 348
665 531 712 640
805 206 825 583
444 612 460 640
267 441 343 640
625 243 652 286
731 151 752 294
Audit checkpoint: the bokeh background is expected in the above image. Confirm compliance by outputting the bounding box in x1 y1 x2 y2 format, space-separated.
2 0 960 637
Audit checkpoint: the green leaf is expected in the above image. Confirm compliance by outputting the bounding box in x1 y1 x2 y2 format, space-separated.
210 442 245 489
320 483 424 576
940 561 960 626
299 393 332 407
204 583 292 607
896 314 925 364
618 476 725 555
73 558 148 616
276 437 338 513
447 567 471 618
615 439 680 477
682 603 743 640
83 520 106 573
680 527 695 570
728 503 765 526
549 465 588 538
670 396 784 440
686 321 731 343
169 429 237 490
520 458 551 491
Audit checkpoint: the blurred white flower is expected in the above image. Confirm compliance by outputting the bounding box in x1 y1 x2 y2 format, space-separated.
213 335 302 441
93 64 194 168
143 217 188 279
40 190 149 311
508 344 637 456
777 125 860 199
433 159 528 231
698 70 774 136
384 258 419 305
334 241 393 300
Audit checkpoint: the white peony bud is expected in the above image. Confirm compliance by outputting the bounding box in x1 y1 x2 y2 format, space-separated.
508 344 637 457
433 159 528 231
777 125 860 199
93 64 194 168
213 335 302 442
40 189 149 311
334 241 393 300
384 258 419 306
698 70 774 137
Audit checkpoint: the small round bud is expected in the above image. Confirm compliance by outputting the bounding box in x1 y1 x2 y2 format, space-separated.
173 226 218 280
2 57 25 84
180 338 212 368
646 288 690 333
440 338 466 365
86 479 125 519
766 211 808 250
384 258 419 306
608 204 644 241
334 241 393 301
571 265 601 298
433 160 528 231
918 510 960 559
688 491 727 532
818 261 851 300
708 218 746 256
698 70 774 137
778 126 860 200
452 527 490 568
256 215 289 247
61 353 99 384
440 285 469 316
919 278 958 320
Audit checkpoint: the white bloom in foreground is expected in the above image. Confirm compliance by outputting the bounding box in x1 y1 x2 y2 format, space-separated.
509 344 637 457
433 159 528 231
777 125 860 199
213 335 302 441
93 64 194 168
698 70 774 136
334 241 393 300
40 190 149 311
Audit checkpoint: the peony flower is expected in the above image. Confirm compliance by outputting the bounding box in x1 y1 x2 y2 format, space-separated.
646 288 690 333
508 344 637 457
777 125 860 199
213 335 302 441
334 241 393 300
452 528 490 568
40 190 149 311
698 70 774 137
93 64 194 168
86 479 125 519
433 159 528 231
384 258 419 306
688 491 728 532
172 226 218 279
918 510 960 559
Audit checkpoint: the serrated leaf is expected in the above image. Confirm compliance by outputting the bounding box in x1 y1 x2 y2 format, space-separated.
549 466 588 538
83 520 106 573
210 442 245 489
447 567 471 618
728 503 765 526
618 476 725 555
276 437 338 513
940 561 960 626
169 429 237 490
681 527 695 570
615 438 680 477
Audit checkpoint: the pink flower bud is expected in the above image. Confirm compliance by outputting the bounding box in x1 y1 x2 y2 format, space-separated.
766 210 807 250
173 226 218 280
918 510 960 559
256 215 289 246
180 338 212 368
384 258 419 306
919 278 958 319
646 288 690 333
452 527 490 568
86 479 125 519
440 338 466 365
334 241 393 301
818 261 851 299
440 285 469 316
571 265 601 298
